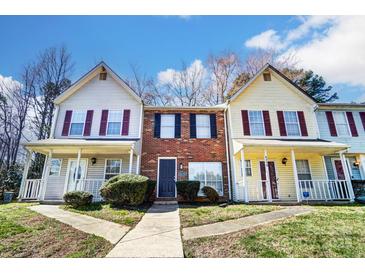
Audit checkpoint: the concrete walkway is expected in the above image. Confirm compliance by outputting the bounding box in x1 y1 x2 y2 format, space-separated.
106 204 184 258
182 206 313 240
30 205 129 244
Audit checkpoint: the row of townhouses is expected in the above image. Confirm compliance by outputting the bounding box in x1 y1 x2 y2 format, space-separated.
18 62 365 204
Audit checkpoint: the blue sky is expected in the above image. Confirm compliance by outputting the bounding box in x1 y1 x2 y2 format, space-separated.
1 15 364 102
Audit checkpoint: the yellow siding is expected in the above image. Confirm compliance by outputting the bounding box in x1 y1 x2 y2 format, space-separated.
229 70 318 139
234 151 327 201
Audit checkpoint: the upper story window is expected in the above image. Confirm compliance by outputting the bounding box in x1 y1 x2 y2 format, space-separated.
196 114 211 138
333 111 350 136
69 111 86 136
107 110 122 135
160 114 175 138
284 111 301 136
248 111 265 136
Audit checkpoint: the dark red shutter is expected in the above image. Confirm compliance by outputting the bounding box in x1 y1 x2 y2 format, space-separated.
262 111 272 136
83 110 94 136
61 110 72 136
297 111 308 136
277 111 287 136
325 111 337 136
346 112 358 137
360 112 365 132
241 110 250 136
121 109 131 136
99 110 108 136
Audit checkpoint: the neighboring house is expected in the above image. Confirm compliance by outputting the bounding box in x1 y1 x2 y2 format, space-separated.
141 106 230 200
226 64 355 203
316 103 365 181
19 62 143 202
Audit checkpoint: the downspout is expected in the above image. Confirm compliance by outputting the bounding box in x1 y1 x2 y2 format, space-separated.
223 105 232 201
137 102 144 175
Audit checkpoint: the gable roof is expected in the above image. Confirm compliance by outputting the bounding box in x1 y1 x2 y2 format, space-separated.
54 61 142 104
228 63 317 104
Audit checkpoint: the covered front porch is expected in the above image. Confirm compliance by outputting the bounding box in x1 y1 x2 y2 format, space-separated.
232 138 355 203
19 139 141 202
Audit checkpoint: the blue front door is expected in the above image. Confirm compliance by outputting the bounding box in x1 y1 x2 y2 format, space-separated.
158 159 176 197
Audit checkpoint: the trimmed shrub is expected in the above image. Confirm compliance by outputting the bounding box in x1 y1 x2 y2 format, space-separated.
100 174 149 205
176 180 200 201
63 191 93 207
144 180 157 202
202 186 219 202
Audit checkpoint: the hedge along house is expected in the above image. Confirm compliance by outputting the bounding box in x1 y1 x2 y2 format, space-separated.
141 106 230 201
18 62 143 202
226 64 355 203
316 103 365 186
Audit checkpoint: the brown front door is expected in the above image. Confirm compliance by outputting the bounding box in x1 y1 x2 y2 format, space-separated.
334 160 346 180
260 161 279 199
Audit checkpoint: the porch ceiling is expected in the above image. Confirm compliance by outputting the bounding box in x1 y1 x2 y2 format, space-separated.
23 138 137 155
233 138 349 155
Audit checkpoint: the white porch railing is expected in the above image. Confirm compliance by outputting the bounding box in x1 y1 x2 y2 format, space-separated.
236 180 269 202
74 179 106 202
299 180 351 201
22 179 44 200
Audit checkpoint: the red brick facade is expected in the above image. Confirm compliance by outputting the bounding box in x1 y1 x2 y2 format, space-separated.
141 108 229 200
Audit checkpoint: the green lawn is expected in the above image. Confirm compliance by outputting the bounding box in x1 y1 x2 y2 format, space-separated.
184 204 365 258
179 203 282 228
0 203 112 258
62 202 150 227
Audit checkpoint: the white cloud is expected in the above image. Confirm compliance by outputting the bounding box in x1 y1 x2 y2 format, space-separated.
0 74 22 93
244 16 365 100
157 59 206 85
244 29 286 50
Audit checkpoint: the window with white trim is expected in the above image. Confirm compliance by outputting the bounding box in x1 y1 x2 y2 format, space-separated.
248 111 265 136
333 111 350 136
160 114 175 138
104 159 122 180
240 160 252 176
196 114 211 138
296 160 313 188
188 162 223 195
107 110 122 135
284 111 300 136
49 159 62 176
69 111 86 136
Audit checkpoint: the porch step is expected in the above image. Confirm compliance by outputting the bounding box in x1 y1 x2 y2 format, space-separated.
154 198 178 205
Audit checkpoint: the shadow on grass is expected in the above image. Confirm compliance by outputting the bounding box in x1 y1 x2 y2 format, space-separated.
69 202 152 213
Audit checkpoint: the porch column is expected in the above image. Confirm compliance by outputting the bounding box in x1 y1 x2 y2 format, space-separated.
129 148 134 174
240 147 249 202
340 152 355 201
291 149 301 202
360 155 365 179
264 149 273 202
75 148 82 191
136 154 141 174
40 150 52 200
18 149 32 200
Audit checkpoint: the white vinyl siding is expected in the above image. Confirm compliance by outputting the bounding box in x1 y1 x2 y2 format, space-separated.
104 159 122 180
248 111 265 136
284 111 300 136
69 111 86 136
107 110 122 135
333 111 350 137
160 114 175 138
188 162 223 195
196 114 211 138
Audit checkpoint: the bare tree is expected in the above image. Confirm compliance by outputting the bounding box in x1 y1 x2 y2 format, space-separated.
162 61 206 106
206 51 241 104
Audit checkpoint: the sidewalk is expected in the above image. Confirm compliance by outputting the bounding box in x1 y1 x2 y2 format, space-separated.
30 205 129 244
106 203 184 258
182 206 313 240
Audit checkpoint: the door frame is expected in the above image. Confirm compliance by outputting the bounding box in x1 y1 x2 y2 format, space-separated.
63 158 89 195
258 160 280 200
157 157 177 198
